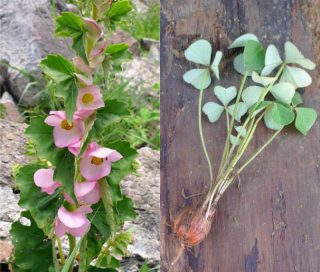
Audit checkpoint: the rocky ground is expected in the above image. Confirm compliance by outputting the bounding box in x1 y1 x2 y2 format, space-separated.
0 0 160 271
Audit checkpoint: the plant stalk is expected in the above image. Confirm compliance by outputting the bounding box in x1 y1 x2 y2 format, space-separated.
57 236 66 265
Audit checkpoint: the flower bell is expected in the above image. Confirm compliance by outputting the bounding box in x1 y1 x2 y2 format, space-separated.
77 85 104 111
75 180 100 204
33 168 61 195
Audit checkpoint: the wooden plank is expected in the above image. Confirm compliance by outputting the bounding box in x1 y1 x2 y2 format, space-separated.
160 0 320 271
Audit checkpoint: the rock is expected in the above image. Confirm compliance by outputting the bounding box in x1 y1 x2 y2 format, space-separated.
121 147 160 270
141 38 159 51
0 0 72 106
0 92 24 123
0 240 14 263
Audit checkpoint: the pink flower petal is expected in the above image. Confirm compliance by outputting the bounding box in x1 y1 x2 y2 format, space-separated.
75 181 100 204
53 120 84 148
74 73 93 86
77 206 93 214
73 56 92 76
89 42 107 68
45 115 63 126
77 85 104 111
89 147 121 159
79 156 111 180
58 207 86 228
63 193 75 205
68 218 90 237
34 168 55 188
42 182 62 195
75 181 97 197
75 109 95 120
82 142 99 158
83 17 102 41
55 218 67 237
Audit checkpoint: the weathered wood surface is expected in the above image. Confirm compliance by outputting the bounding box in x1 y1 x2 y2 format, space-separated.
160 0 320 271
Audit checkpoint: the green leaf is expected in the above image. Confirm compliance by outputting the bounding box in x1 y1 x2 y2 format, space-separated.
280 66 312 88
230 126 247 145
244 41 266 72
58 78 78 123
285 41 316 70
292 92 303 106
202 102 224 123
183 69 211 90
61 238 83 272
241 85 263 108
140 261 150 272
14 164 63 235
270 82 295 105
107 0 132 22
252 71 276 86
249 101 272 117
261 44 282 76
116 196 136 222
10 211 54 271
264 108 283 130
211 50 223 79
213 85 237 106
106 43 129 55
233 53 248 76
228 102 248 122
295 107 317 135
184 39 212 65
229 33 259 49
25 117 75 200
270 102 295 126
40 54 74 83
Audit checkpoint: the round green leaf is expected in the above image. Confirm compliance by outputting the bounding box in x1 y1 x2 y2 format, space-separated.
242 85 264 107
235 125 247 137
244 41 266 72
202 102 224 123
295 107 317 135
183 68 211 90
230 126 247 145
270 82 295 105
233 53 246 76
211 51 223 80
229 33 259 49
285 41 316 70
230 134 241 145
249 101 272 117
228 102 248 122
270 102 295 126
280 66 312 88
184 39 212 65
264 108 283 130
261 44 282 76
214 85 237 106
252 71 276 86
292 92 303 107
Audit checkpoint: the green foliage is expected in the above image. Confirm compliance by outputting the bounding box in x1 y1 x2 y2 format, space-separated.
243 40 266 72
139 261 150 272
269 102 295 126
261 44 282 76
0 103 6 119
183 69 211 90
40 55 78 122
108 0 133 23
229 33 259 49
10 211 54 271
294 107 317 135
185 39 212 65
25 116 75 200
214 86 237 106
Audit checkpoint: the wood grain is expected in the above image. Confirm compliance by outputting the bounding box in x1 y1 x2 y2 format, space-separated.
160 0 320 271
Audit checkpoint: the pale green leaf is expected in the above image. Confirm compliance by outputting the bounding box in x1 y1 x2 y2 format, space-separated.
185 39 212 65
295 107 317 135
270 102 295 126
242 85 264 108
230 135 241 145
235 126 247 137
264 108 283 130
213 85 237 106
292 92 303 106
270 82 295 105
202 102 224 123
249 101 272 117
183 69 211 90
228 102 248 122
233 53 246 76
211 51 223 79
230 126 247 145
261 44 282 76
285 41 316 70
244 41 266 72
252 71 276 86
229 33 259 49
280 66 312 88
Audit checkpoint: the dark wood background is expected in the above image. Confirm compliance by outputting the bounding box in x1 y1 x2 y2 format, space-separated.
160 0 320 271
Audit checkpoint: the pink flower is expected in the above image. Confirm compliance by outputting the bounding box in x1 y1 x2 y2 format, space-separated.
80 141 122 181
83 17 102 42
68 140 81 156
73 56 92 76
75 180 100 204
33 168 61 195
89 41 107 69
45 111 85 148
74 73 93 87
55 205 92 237
77 85 104 111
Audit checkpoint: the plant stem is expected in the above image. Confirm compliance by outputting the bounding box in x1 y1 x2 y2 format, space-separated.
57 236 66 265
52 238 60 272
199 87 213 183
100 179 116 235
68 234 76 272
78 235 87 272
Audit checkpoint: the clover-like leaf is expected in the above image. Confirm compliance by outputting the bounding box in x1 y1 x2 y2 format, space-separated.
295 107 317 135
183 69 211 90
252 71 276 86
280 66 312 88
214 86 237 106
270 102 295 126
202 102 224 123
249 101 272 117
230 126 247 145
261 44 283 76
270 82 295 105
292 92 303 107
211 51 223 80
285 41 316 70
242 85 264 108
185 39 212 65
229 33 259 49
244 41 266 72
228 102 248 122
233 53 246 76
264 108 283 130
